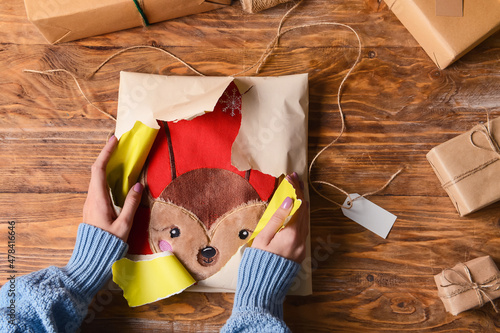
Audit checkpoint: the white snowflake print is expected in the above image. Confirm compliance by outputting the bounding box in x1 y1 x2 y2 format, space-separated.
220 87 241 116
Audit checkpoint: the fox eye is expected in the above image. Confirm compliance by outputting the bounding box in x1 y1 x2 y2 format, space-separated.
170 227 180 238
238 229 249 240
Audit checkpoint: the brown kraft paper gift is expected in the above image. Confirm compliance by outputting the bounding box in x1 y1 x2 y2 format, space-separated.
434 256 500 315
24 0 231 44
426 117 500 216
384 0 500 69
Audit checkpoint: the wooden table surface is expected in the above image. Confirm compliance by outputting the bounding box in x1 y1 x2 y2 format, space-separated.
1 0 500 332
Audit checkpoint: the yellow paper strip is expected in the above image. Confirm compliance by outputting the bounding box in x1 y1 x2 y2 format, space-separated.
248 178 302 243
106 121 159 207
112 252 196 307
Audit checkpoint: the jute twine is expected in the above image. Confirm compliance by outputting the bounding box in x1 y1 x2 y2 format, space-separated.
24 0 402 210
440 111 499 190
469 112 500 156
241 0 292 13
440 264 500 313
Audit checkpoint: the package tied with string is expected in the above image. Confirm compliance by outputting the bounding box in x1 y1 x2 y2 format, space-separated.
434 256 500 315
384 0 500 69
426 117 500 216
107 71 312 306
24 0 231 44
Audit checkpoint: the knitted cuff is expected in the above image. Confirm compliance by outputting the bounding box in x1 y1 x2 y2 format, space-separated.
233 248 300 319
62 223 128 301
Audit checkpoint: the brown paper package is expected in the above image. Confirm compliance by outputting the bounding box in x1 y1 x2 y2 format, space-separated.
434 256 500 316
384 0 500 69
24 0 231 44
426 117 500 216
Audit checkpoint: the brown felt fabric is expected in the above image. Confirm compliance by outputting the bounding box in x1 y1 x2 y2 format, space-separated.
159 168 261 229
148 201 210 281
208 201 266 274
148 199 266 281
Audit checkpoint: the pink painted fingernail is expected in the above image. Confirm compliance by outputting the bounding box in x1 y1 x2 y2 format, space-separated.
109 134 116 142
133 182 143 193
292 172 299 180
281 197 293 210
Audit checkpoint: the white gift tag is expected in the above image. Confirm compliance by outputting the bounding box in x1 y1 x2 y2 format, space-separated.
341 193 397 239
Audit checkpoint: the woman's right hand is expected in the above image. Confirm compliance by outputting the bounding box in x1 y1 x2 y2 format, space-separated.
251 172 309 263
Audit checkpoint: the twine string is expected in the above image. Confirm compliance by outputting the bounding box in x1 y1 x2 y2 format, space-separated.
89 0 304 79
23 69 116 121
132 0 150 26
24 0 402 208
439 110 500 190
88 45 205 78
470 122 500 156
241 0 292 13
440 264 500 313
232 0 302 76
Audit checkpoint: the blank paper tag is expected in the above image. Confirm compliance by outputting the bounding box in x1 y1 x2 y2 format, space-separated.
341 193 397 239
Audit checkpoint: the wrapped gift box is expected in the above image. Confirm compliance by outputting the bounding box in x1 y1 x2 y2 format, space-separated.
434 256 500 315
384 0 500 69
426 117 500 216
24 0 231 44
108 72 312 306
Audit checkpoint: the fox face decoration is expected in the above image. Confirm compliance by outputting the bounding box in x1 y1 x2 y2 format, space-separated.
128 82 276 281
148 168 268 280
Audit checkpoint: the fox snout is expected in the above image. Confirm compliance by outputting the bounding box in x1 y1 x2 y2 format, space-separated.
197 246 219 266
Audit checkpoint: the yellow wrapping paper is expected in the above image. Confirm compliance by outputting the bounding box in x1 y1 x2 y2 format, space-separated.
112 252 196 307
109 72 312 297
106 121 158 207
248 178 302 243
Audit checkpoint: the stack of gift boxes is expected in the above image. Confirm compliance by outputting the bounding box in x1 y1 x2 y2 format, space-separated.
24 0 500 317
389 0 500 315
383 0 500 313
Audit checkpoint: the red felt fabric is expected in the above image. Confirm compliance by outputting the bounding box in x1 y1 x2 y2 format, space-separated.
128 81 276 255
147 82 275 201
128 205 153 255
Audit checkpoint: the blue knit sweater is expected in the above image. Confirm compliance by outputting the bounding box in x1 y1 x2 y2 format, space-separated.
0 223 300 332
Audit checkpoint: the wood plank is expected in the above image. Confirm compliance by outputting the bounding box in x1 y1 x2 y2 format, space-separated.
0 1 421 48
1 0 500 331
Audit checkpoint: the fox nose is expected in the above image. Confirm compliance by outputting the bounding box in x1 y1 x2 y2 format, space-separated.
201 246 217 259
198 246 219 267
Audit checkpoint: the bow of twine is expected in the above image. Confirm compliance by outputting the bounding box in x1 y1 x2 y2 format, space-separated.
470 116 500 157
24 0 403 209
440 263 500 313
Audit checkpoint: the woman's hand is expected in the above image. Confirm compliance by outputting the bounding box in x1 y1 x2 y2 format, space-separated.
83 136 143 242
251 172 309 263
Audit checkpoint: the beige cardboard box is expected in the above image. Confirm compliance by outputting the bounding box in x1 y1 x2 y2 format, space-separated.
434 256 500 315
24 0 231 44
426 117 500 216
385 0 500 68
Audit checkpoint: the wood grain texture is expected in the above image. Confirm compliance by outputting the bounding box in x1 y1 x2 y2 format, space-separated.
1 0 500 331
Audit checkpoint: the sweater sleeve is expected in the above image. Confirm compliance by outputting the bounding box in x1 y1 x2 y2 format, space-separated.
0 223 128 333
221 247 300 333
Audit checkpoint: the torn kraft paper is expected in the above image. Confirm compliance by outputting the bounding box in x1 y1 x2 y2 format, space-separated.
107 72 311 304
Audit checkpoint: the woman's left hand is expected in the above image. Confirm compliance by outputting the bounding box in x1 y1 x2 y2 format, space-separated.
83 136 143 242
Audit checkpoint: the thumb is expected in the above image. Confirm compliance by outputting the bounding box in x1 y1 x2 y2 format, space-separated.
115 182 143 241
254 197 293 246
